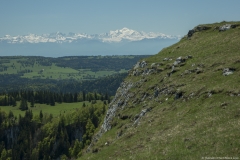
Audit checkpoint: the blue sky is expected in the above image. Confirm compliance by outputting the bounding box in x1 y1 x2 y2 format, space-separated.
0 0 240 37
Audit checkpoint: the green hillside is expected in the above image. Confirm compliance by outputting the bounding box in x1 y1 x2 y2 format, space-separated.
81 21 240 159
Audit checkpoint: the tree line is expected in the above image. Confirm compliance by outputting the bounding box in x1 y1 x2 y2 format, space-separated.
0 90 111 110
0 73 127 96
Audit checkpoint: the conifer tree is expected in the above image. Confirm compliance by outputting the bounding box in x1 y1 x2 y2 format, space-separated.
30 96 35 107
39 110 43 122
19 98 28 111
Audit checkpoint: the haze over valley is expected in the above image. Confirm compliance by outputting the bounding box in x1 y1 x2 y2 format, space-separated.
0 28 180 57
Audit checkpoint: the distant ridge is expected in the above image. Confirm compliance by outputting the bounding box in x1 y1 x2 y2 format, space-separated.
0 28 180 57
0 28 180 44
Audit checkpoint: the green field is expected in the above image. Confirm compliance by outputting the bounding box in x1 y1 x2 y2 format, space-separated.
0 55 146 80
0 101 93 118
0 59 125 80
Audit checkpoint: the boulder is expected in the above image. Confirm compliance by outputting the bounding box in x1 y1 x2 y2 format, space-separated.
175 92 183 100
163 58 170 61
219 24 231 32
134 62 140 69
223 68 235 76
140 61 147 68
151 63 156 69
186 55 193 59
187 30 195 38
171 65 175 72
133 69 140 76
154 89 159 98
147 69 154 75
133 107 152 126
196 67 203 74
195 25 211 31
173 56 185 66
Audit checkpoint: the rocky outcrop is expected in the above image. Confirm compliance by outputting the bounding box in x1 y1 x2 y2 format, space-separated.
102 81 134 131
195 25 211 31
87 80 136 152
134 61 147 69
187 25 211 38
219 24 232 31
187 30 195 38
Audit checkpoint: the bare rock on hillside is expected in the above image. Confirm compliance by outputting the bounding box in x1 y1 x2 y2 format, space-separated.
223 68 235 76
140 61 147 68
195 25 211 31
133 69 140 76
134 62 140 69
134 61 147 69
133 107 152 126
173 56 186 66
187 30 195 38
151 63 157 69
219 24 232 32
163 58 172 61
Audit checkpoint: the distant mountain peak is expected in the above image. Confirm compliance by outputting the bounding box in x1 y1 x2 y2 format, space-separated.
0 28 180 44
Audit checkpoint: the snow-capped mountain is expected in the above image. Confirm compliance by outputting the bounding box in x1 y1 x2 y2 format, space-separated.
0 28 180 44
0 28 181 57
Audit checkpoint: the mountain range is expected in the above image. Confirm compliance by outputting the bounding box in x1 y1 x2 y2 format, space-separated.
0 28 180 57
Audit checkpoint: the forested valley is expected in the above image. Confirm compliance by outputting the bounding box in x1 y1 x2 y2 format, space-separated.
0 55 148 159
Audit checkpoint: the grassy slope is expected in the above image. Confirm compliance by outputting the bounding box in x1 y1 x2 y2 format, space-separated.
81 21 240 159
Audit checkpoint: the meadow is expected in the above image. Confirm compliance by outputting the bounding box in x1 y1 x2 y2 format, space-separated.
0 58 126 80
0 101 94 118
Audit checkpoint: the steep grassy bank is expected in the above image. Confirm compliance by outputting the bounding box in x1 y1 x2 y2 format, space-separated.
81 21 240 159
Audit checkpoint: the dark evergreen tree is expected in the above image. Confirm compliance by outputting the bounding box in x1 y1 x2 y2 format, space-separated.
50 93 55 106
94 92 97 100
39 110 43 122
30 96 35 107
12 97 17 107
74 93 78 102
19 98 28 111
83 91 86 101
4 95 7 106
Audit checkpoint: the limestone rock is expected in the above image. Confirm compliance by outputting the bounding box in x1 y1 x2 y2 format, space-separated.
133 107 152 126
134 62 140 69
173 56 185 66
140 61 147 68
219 24 231 32
151 63 156 69
223 68 235 76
